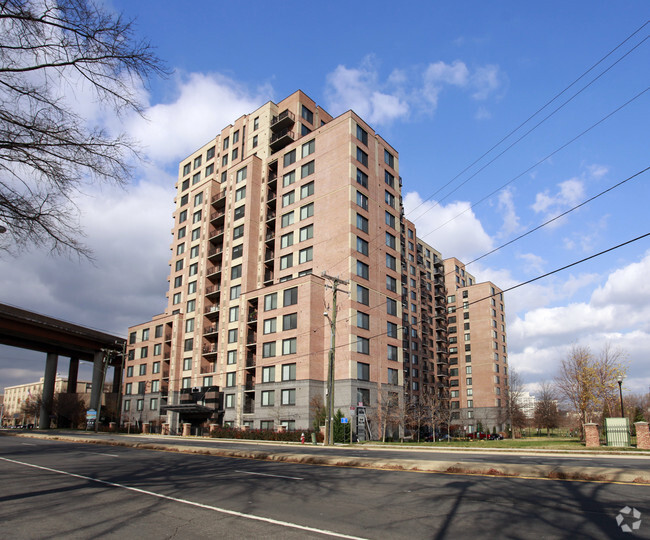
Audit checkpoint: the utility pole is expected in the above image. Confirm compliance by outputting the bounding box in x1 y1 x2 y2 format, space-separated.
322 273 348 446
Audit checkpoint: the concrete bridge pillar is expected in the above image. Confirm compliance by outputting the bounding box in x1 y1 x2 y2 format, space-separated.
39 353 58 429
66 357 79 393
89 350 105 413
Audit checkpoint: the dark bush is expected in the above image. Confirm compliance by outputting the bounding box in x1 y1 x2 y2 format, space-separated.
209 426 323 442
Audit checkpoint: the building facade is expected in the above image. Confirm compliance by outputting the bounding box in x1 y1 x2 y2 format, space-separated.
125 90 509 436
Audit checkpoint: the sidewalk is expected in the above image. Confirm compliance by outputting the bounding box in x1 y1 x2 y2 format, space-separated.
3 429 650 485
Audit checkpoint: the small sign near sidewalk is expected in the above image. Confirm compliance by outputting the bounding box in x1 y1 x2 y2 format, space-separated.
86 409 97 430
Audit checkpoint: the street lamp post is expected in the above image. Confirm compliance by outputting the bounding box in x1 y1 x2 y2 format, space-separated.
617 375 625 418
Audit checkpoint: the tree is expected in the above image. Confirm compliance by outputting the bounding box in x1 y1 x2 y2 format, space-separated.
506 366 526 438
554 344 627 437
420 387 448 441
533 381 559 435
332 409 350 443
0 0 167 256
309 395 326 432
54 391 86 428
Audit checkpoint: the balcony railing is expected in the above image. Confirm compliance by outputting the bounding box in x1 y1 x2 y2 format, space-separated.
270 109 295 130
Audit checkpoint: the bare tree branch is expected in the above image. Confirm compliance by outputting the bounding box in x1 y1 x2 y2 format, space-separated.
0 0 169 256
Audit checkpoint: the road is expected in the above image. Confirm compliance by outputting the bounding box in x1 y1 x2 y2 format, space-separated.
1 436 649 539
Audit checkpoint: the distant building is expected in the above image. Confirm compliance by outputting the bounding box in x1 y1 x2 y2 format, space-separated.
2 376 110 426
517 391 537 419
125 90 510 437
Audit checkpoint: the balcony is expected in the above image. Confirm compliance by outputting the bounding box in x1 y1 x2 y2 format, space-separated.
246 331 257 345
211 189 226 204
246 352 256 368
265 231 275 243
207 247 223 261
210 210 226 223
269 128 295 152
209 227 224 242
270 109 295 131
203 325 218 335
202 345 218 356
206 268 222 281
204 305 220 319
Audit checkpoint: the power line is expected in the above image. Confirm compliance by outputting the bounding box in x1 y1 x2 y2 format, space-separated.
408 22 649 221
416 86 650 244
465 165 650 266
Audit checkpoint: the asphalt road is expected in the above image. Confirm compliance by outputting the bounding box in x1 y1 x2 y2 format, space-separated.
1 436 649 539
43 430 650 470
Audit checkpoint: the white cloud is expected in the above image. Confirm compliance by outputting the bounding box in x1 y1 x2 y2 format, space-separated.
471 64 501 100
507 252 650 392
325 64 409 125
517 253 545 274
404 191 493 261
496 188 520 237
127 72 271 166
532 178 585 216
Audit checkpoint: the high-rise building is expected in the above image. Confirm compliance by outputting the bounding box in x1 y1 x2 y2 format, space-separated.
124 90 509 437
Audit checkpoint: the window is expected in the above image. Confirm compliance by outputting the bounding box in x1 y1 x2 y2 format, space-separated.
357 311 369 329
182 377 191 389
263 318 277 335
191 227 200 241
222 155 228 167
299 225 313 242
228 328 238 343
189 263 198 276
300 160 314 178
356 191 368 210
385 211 396 229
301 139 315 158
225 394 235 408
262 342 276 358
261 390 275 406
183 338 193 352
152 361 160 374
232 130 239 144
194 193 203 207
387 344 399 362
300 181 314 199
189 245 199 259
356 124 368 145
175 259 184 272
388 368 399 385
231 264 242 280
227 350 237 364
386 275 397 292
387 322 398 338
280 253 293 270
357 168 368 188
233 224 244 240
385 171 395 188
386 254 396 270
230 285 241 300
149 397 159 411
356 236 369 255
187 281 197 294
283 149 296 167
139 345 148 358
281 211 294 228
232 244 243 259
233 205 245 220
283 170 295 187
298 247 313 264
281 232 294 248
262 366 275 383
252 135 258 148
183 163 191 176
229 305 239 323
282 191 295 207
193 155 202 169
253 117 259 130
356 260 369 279
357 147 368 167
357 285 369 305
301 105 314 124
172 292 182 305
183 357 192 371
282 337 297 355
281 389 296 405
385 232 396 249
126 365 133 377
178 210 187 224
356 213 368 233
226 372 236 387
357 362 370 380
206 146 215 160
283 286 298 306
136 399 144 411
357 337 370 355
235 186 246 201
282 363 296 381
386 298 397 316
384 149 395 168
385 191 395 208
223 136 229 150
187 299 195 313
178 226 186 240
264 293 277 311
299 202 314 220
357 388 370 406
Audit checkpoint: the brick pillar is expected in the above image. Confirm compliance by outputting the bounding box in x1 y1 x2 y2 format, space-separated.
142 422 150 434
182 423 191 437
584 423 600 447
162 423 169 435
635 422 650 449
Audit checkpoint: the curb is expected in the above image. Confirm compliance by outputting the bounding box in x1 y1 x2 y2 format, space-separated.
4 431 650 484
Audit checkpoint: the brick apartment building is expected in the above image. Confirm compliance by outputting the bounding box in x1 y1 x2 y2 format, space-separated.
124 90 509 437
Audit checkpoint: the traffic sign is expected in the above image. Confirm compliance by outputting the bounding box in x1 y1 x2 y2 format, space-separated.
341 417 349 424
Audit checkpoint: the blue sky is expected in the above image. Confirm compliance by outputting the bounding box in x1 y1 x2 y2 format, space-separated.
1 1 649 399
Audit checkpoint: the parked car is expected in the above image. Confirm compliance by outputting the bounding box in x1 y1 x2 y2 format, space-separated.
488 433 504 440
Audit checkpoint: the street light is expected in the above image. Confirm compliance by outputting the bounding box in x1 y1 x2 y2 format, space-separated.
617 375 625 418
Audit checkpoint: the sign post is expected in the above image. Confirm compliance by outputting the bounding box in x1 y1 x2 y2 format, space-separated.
86 408 97 431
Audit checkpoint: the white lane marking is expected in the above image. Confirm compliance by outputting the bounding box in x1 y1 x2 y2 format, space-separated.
235 470 303 480
76 451 120 457
0 456 364 539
